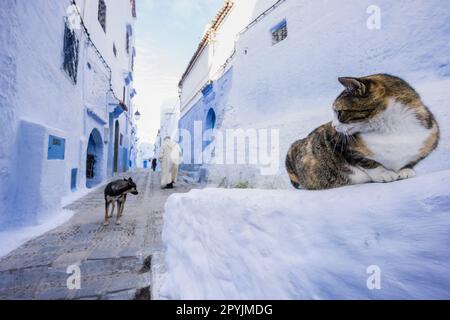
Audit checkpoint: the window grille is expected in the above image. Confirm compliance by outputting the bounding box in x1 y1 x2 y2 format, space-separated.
126 25 133 54
98 0 107 32
63 21 79 84
271 20 288 45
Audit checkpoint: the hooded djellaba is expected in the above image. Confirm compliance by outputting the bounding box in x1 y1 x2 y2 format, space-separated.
159 136 181 189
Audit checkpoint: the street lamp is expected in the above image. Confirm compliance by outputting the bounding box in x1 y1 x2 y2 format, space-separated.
134 109 141 121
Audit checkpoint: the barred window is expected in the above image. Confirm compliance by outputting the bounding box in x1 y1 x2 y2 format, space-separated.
126 32 130 54
63 21 79 84
126 25 133 54
271 20 288 45
131 47 136 71
98 0 107 32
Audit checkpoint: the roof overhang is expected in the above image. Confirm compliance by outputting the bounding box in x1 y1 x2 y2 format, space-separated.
178 1 234 88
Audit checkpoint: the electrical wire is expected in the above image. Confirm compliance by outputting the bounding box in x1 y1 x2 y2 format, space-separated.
71 0 124 106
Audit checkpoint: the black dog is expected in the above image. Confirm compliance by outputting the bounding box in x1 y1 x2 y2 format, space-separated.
104 178 138 226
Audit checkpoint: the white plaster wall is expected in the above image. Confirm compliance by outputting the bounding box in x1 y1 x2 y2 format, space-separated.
0 0 136 228
11 0 84 226
180 46 211 114
0 1 19 227
180 0 276 117
206 0 450 188
79 0 135 97
80 0 136 176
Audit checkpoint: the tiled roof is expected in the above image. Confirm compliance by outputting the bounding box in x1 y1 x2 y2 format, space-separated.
178 0 234 88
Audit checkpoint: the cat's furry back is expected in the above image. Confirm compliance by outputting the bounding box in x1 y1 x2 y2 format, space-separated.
286 74 440 190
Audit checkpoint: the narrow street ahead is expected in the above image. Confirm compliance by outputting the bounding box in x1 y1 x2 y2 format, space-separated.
0 170 194 300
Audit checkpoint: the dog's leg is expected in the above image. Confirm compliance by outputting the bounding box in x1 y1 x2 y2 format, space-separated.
104 201 110 226
116 195 127 225
116 199 123 225
109 202 115 218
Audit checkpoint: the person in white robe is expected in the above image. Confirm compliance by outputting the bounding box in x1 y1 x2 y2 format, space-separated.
159 137 181 189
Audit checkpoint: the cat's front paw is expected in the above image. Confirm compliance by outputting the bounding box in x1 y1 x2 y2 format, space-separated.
398 168 416 180
372 170 400 183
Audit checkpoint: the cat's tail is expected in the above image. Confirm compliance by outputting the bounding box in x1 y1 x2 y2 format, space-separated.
285 149 301 189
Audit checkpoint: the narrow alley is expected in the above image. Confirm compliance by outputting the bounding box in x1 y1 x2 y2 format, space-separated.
0 170 194 300
1 0 450 305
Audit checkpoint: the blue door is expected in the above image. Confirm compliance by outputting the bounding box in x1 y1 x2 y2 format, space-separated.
48 135 66 160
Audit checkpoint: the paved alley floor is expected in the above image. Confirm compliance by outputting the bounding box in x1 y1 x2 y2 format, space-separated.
0 170 195 300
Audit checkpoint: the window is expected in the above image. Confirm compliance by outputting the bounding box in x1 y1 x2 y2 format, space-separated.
113 43 117 57
48 135 66 160
63 21 79 84
126 25 133 54
271 19 288 45
120 134 124 146
202 82 213 97
98 0 107 32
126 33 130 54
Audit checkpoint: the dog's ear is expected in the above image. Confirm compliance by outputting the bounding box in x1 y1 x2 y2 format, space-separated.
124 178 128 181
128 178 133 183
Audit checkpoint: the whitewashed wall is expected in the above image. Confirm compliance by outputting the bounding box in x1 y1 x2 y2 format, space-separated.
206 0 450 188
0 0 136 228
180 0 277 117
0 1 19 227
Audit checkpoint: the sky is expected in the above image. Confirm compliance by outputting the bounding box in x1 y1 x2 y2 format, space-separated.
133 0 224 145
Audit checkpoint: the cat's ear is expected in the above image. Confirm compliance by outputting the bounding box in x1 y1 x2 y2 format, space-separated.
338 77 367 96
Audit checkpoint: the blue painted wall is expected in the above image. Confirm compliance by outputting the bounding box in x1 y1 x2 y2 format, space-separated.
178 67 233 169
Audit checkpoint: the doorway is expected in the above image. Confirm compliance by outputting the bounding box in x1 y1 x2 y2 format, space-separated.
86 129 103 188
204 108 217 151
113 120 120 174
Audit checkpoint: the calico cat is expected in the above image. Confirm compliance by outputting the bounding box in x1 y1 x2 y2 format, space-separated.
286 74 440 190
